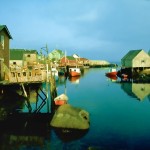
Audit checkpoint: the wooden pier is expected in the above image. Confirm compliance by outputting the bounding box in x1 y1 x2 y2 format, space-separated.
0 68 59 148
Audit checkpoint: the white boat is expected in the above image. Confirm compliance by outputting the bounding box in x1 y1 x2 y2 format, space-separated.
48 67 59 80
54 93 68 105
51 67 58 76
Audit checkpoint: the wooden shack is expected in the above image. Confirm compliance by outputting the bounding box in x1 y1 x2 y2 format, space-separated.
119 49 150 79
60 56 79 67
0 25 12 80
121 49 150 68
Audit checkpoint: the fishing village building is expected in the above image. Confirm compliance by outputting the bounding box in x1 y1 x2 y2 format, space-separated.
0 25 12 80
9 49 46 83
60 56 79 67
10 49 38 67
119 49 150 79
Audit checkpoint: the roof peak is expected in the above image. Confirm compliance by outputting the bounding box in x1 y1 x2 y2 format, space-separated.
0 25 13 39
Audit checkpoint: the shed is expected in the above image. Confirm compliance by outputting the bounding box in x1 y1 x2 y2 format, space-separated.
0 25 12 80
121 49 150 68
10 49 38 67
60 56 78 66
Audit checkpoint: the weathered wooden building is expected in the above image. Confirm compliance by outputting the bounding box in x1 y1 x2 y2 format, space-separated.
48 49 64 62
119 49 150 79
10 49 38 67
60 56 79 67
9 49 47 83
0 25 12 80
121 49 150 68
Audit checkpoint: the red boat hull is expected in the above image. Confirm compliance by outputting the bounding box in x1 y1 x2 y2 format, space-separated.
54 100 67 106
69 71 81 77
106 71 117 77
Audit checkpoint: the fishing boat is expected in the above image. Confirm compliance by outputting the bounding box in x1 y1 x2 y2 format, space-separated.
105 68 117 77
54 93 68 105
69 68 81 77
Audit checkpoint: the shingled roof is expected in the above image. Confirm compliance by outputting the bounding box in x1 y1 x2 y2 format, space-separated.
121 49 143 60
0 25 13 39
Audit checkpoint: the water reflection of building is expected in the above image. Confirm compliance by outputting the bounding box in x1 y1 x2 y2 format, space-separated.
121 83 150 100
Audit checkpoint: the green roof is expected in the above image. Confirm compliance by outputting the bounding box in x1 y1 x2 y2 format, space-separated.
66 56 76 60
0 25 12 39
10 49 24 60
121 49 143 60
10 49 38 60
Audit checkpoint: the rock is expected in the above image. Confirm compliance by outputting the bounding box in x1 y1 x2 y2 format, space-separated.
50 104 90 129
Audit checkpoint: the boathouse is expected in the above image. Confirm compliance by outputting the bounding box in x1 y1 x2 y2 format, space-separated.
121 49 150 68
10 49 38 67
120 49 150 79
71 54 89 67
0 25 12 80
60 56 79 67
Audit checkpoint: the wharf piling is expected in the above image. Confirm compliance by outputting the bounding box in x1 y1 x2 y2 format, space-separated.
49 74 57 114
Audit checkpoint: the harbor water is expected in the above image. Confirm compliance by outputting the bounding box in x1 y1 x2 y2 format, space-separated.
1 67 150 150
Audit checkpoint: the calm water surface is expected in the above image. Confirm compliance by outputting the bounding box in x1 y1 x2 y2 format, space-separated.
51 68 150 150
1 68 150 150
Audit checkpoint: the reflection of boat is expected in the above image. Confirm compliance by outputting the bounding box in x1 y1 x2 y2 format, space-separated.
106 75 117 81
54 94 68 105
105 68 117 77
69 76 80 84
69 68 81 77
121 74 128 80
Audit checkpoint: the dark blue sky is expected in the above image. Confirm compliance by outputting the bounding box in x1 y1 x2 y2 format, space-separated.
1 0 150 62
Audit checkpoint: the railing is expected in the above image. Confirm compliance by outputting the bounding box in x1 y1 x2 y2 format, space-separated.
8 70 46 83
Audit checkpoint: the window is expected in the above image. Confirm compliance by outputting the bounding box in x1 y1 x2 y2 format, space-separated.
27 54 31 57
0 35 4 49
13 62 16 65
18 73 21 77
23 72 26 76
141 60 145 63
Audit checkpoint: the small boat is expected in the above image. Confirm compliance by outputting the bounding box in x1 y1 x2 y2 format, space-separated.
69 68 81 77
54 94 68 105
48 67 59 80
105 68 117 77
51 67 58 76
